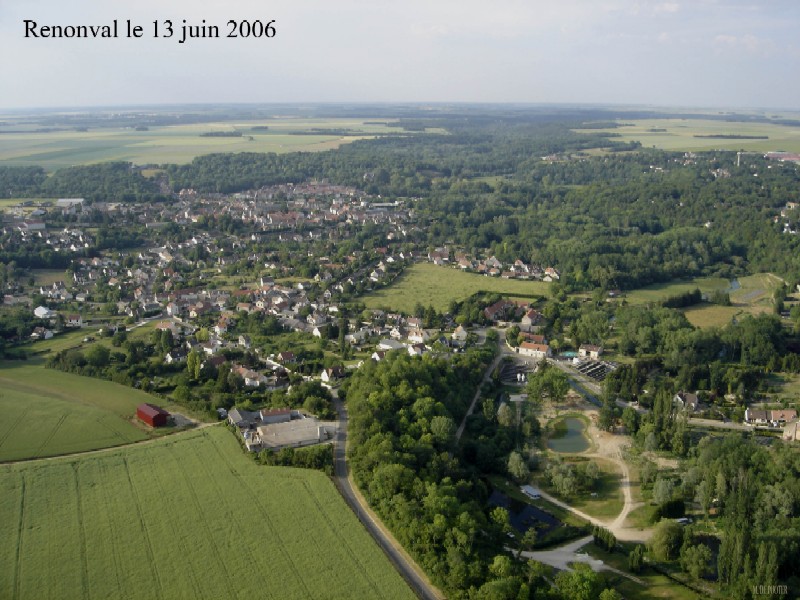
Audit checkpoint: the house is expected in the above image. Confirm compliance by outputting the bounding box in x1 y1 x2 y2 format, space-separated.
451 325 468 342
744 408 797 426
518 342 551 360
65 314 83 328
30 327 54 340
371 350 387 362
321 366 345 383
407 328 430 344
277 351 296 364
238 334 251 349
521 309 544 331
407 343 426 357
578 344 603 360
34 306 56 319
137 403 170 427
377 339 405 351
674 392 702 412
164 350 187 364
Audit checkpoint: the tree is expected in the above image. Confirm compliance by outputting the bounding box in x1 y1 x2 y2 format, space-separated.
85 344 110 367
628 544 644 573
430 415 455 446
554 562 603 600
599 590 623 600
187 350 201 379
507 451 529 483
648 519 683 562
497 403 514 427
680 543 712 580
653 476 675 506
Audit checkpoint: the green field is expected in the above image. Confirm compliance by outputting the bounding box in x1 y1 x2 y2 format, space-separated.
0 362 166 461
624 273 782 328
0 427 413 600
0 118 400 171
574 118 800 152
363 263 551 313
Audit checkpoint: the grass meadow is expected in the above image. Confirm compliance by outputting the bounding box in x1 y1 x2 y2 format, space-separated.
0 118 400 171
0 426 413 600
574 118 800 152
363 263 551 313
0 362 160 461
624 273 782 329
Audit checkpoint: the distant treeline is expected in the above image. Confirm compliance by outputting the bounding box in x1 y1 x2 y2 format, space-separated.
693 134 769 139
199 131 243 137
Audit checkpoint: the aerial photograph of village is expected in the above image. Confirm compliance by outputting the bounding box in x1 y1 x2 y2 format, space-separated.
1 1 799 599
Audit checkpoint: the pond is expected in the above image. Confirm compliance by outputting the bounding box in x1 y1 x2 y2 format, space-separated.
547 417 590 453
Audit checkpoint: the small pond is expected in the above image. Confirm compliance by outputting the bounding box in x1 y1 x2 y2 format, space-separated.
547 417 589 453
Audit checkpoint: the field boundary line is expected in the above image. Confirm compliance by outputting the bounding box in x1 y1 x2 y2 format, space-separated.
12 473 26 600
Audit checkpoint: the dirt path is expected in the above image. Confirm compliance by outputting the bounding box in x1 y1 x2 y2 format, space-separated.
540 395 650 542
455 330 505 441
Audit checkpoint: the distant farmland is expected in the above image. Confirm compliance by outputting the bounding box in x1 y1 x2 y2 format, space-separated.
0 427 413 600
363 263 551 313
574 118 800 152
0 118 400 171
0 363 156 461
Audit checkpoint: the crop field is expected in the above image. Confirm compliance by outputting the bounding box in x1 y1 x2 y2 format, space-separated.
0 118 401 171
0 362 160 461
363 263 551 313
0 427 413 600
574 118 800 152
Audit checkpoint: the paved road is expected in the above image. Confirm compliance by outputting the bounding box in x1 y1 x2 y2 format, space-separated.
519 535 645 585
332 398 442 600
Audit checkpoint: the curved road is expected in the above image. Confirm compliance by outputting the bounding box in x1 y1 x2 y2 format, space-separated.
332 398 442 600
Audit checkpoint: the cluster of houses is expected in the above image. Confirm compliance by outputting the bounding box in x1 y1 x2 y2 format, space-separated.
227 406 337 452
427 247 560 282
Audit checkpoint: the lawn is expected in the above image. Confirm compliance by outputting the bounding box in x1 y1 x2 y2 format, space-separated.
551 457 625 521
582 543 703 600
0 427 414 600
573 118 800 152
0 118 403 171
363 263 551 313
0 362 167 461
624 277 730 306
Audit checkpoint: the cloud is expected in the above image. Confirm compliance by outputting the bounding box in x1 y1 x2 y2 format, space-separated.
654 2 680 13
714 33 775 56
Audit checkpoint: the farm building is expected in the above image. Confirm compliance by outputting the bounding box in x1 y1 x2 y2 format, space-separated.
137 403 170 427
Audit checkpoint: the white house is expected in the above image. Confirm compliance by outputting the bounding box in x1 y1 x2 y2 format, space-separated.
518 342 551 360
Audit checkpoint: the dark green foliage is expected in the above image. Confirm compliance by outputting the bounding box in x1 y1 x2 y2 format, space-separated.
344 348 502 595
257 444 333 474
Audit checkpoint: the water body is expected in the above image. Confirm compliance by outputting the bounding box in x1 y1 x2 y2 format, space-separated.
547 417 590 453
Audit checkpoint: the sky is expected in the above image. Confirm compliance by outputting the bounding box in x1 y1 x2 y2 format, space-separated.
1 0 799 110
